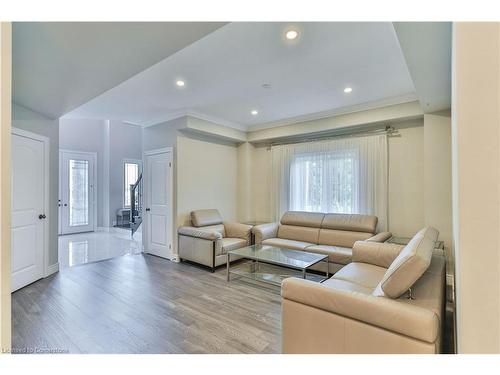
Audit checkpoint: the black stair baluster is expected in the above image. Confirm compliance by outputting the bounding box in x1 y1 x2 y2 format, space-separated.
130 173 143 236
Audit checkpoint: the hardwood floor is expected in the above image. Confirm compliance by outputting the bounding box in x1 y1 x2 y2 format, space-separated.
12 254 282 354
12 252 455 354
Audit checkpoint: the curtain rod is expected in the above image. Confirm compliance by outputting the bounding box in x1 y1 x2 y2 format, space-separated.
267 125 398 148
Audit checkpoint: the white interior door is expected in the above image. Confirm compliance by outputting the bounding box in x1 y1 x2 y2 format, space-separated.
11 131 47 291
144 149 173 259
60 150 96 234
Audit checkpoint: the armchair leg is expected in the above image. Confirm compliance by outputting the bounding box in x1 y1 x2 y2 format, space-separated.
212 241 216 273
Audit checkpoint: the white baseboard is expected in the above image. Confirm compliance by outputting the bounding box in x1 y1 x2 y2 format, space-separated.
171 254 180 263
45 262 59 277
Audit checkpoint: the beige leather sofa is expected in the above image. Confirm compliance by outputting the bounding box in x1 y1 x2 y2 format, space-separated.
178 209 252 272
282 226 445 354
253 211 392 274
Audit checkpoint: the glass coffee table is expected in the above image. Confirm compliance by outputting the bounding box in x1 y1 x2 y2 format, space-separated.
226 244 329 286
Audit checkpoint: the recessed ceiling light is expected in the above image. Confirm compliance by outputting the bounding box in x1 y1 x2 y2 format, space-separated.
176 80 185 87
251 110 259 116
344 87 353 93
285 30 299 40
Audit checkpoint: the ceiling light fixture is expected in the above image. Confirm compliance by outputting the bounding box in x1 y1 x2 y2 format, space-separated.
176 80 185 87
251 110 259 116
344 87 353 93
285 30 299 40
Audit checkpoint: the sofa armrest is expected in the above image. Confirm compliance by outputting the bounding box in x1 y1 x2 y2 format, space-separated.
252 222 279 245
352 240 405 268
282 278 439 344
177 226 222 241
366 231 393 243
224 222 253 243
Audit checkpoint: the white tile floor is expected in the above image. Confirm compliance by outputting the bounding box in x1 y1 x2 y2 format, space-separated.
58 228 143 268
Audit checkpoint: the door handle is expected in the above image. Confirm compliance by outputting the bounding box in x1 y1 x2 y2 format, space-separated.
145 208 151 211
38 214 46 219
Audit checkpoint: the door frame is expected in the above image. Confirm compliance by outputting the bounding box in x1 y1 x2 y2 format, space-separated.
11 127 51 277
143 147 174 259
122 158 143 209
59 149 98 234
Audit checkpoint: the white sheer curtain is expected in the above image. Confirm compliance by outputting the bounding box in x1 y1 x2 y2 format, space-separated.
270 134 388 231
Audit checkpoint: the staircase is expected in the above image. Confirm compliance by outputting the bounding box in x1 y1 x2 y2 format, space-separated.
130 173 143 236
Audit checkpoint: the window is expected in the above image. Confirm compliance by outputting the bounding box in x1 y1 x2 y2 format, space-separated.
271 135 388 230
123 161 140 208
289 149 357 213
69 159 89 226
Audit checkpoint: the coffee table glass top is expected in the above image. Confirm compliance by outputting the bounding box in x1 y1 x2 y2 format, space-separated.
228 244 327 270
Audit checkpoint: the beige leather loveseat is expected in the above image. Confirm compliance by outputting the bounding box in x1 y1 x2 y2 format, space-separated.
178 209 252 272
282 226 445 354
253 211 392 274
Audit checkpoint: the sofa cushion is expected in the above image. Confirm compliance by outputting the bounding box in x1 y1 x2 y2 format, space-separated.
333 262 387 289
280 211 325 228
352 241 405 269
262 238 314 250
321 213 377 233
191 209 223 227
282 277 440 345
322 277 373 295
377 226 439 299
305 245 352 265
217 237 248 255
318 229 372 248
278 224 320 244
201 224 226 237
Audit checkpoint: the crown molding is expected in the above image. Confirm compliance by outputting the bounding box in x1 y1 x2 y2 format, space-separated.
247 94 418 132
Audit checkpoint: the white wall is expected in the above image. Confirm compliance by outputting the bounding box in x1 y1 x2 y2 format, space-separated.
237 142 254 222
0 21 12 351
424 113 452 270
13 103 59 267
252 144 273 222
177 134 238 227
452 22 500 353
143 117 186 152
387 122 425 237
60 119 144 228
245 119 428 239
59 119 107 226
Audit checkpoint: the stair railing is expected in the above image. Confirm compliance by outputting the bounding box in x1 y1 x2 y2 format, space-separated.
130 173 143 235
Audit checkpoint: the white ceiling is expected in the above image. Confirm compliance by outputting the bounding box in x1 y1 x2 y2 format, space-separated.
393 22 452 113
62 22 422 130
13 22 451 129
13 22 226 119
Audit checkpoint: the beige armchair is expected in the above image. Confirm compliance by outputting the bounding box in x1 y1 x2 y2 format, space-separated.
178 209 252 272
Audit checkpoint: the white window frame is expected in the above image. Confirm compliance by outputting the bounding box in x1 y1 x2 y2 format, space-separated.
122 159 143 209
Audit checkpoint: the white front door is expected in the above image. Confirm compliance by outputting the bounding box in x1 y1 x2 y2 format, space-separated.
60 150 96 234
144 149 173 259
11 131 47 291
